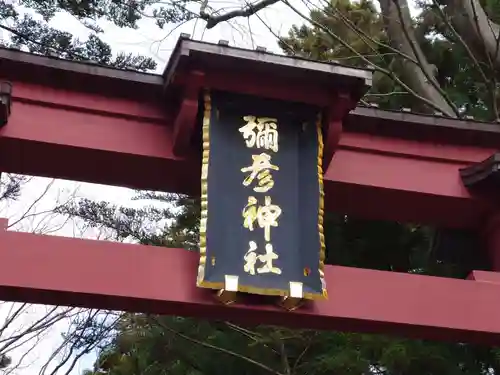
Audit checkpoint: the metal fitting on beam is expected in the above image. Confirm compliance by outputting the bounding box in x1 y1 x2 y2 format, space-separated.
279 282 304 311
216 275 239 305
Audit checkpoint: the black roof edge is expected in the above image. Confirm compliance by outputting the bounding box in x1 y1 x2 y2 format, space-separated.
347 106 500 147
349 106 500 133
162 37 373 89
0 46 163 86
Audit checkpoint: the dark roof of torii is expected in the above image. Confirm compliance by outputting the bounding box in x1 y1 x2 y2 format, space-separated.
0 36 499 148
162 36 372 101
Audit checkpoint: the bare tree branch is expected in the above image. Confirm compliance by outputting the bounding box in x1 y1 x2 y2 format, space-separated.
283 0 457 115
440 0 500 68
200 0 281 28
428 0 498 119
389 0 460 116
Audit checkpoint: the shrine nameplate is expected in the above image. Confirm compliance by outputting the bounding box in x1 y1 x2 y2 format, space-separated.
197 89 327 304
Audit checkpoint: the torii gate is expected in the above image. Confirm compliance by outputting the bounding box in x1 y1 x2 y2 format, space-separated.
1 36 500 344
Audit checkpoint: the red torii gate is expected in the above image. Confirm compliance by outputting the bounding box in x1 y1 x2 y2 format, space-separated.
1 36 500 344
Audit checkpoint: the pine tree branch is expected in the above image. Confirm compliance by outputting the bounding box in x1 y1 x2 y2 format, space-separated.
151 316 284 375
0 23 87 60
222 322 281 356
163 347 208 375
291 339 312 373
278 340 291 375
365 91 410 96
225 322 263 340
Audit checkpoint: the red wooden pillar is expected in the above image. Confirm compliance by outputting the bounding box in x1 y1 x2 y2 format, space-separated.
323 93 357 171
461 153 500 277
0 217 7 231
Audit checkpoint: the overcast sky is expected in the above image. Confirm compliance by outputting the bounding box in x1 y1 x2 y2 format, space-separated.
0 2 309 374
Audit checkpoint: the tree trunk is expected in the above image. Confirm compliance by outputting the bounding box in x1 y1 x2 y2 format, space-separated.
378 0 457 116
441 0 500 68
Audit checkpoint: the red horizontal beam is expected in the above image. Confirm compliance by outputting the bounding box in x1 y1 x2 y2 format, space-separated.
0 81 495 227
330 134 495 227
174 69 334 106
1 226 500 344
0 81 200 194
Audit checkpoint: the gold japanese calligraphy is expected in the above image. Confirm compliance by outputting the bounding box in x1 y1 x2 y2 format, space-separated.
242 195 281 241
243 241 259 275
244 241 282 275
257 243 281 274
242 196 258 231
239 116 279 152
241 153 279 193
240 114 283 277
